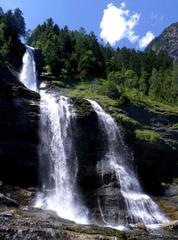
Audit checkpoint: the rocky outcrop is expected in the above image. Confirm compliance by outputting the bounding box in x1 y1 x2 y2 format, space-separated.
0 207 130 240
0 208 119 239
146 22 178 62
0 202 178 240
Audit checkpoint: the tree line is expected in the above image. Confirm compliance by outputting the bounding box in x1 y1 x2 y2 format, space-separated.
0 7 178 105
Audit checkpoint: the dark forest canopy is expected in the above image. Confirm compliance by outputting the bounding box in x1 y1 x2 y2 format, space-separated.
0 7 25 67
27 18 173 79
0 6 178 105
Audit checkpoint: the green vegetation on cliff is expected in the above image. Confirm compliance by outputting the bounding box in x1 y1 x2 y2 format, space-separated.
135 129 161 144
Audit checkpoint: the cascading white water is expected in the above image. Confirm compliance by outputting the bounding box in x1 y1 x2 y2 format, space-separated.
20 46 88 224
35 90 88 224
20 46 37 92
88 99 168 227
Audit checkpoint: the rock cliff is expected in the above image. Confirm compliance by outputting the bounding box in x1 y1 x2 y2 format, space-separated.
146 22 178 62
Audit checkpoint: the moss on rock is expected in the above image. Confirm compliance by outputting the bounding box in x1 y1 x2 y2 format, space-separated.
12 85 40 100
135 129 161 144
157 198 178 219
72 97 94 118
172 123 178 129
114 113 141 127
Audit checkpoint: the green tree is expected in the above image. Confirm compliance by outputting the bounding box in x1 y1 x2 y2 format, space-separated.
169 65 178 104
13 8 25 37
78 50 96 79
149 68 159 99
108 71 125 85
139 69 149 95
124 69 138 89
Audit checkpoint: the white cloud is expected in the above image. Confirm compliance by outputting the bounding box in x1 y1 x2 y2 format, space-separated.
139 31 155 48
100 2 155 49
100 2 140 46
120 2 126 9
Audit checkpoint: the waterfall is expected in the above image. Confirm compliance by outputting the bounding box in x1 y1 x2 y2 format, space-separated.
35 91 88 224
20 46 88 224
88 99 168 227
19 45 168 228
20 46 37 92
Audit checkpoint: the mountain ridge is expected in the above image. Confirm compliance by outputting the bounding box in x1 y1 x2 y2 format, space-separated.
146 22 178 62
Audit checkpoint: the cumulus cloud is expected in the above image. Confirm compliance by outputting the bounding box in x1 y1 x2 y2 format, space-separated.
100 2 155 49
100 3 140 46
139 31 155 48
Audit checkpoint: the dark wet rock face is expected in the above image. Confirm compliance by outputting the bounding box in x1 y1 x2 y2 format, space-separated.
0 65 40 187
0 98 39 186
73 100 106 223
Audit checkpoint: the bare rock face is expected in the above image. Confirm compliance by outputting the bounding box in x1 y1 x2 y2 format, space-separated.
146 22 178 62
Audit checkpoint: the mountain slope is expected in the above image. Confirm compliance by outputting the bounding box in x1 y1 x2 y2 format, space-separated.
146 22 178 62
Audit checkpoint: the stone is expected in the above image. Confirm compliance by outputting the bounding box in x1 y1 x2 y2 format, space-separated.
0 193 19 207
163 220 178 230
0 210 15 217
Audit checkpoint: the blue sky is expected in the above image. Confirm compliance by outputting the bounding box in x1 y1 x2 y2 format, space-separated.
1 0 178 49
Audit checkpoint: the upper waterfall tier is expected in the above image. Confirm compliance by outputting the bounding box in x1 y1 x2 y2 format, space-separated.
20 46 37 92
